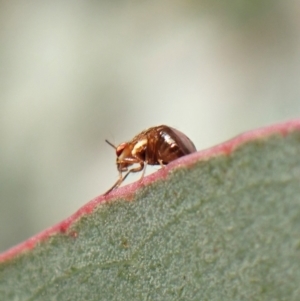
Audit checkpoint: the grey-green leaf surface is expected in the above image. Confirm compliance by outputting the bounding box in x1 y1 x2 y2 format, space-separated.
1 124 300 301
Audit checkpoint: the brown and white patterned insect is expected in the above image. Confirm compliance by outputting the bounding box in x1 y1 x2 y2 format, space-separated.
104 125 196 194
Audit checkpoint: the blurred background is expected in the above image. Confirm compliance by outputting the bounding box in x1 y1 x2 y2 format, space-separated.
1 1 300 252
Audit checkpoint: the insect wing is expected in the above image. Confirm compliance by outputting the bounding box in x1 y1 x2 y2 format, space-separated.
155 126 196 164
164 126 196 155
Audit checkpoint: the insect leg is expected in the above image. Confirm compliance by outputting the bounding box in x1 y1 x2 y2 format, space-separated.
158 159 165 168
139 160 148 181
103 177 122 195
122 161 144 183
104 162 144 195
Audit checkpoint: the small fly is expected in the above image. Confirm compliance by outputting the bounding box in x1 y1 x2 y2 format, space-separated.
104 125 196 194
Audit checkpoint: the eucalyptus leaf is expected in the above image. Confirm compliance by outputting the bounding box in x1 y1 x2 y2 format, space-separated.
1 121 300 301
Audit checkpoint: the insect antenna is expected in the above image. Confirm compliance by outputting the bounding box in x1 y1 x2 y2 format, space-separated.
105 139 117 149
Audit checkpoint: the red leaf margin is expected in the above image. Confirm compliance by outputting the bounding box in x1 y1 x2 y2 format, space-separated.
1 119 300 263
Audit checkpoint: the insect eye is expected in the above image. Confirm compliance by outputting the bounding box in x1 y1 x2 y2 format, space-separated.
116 143 126 157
